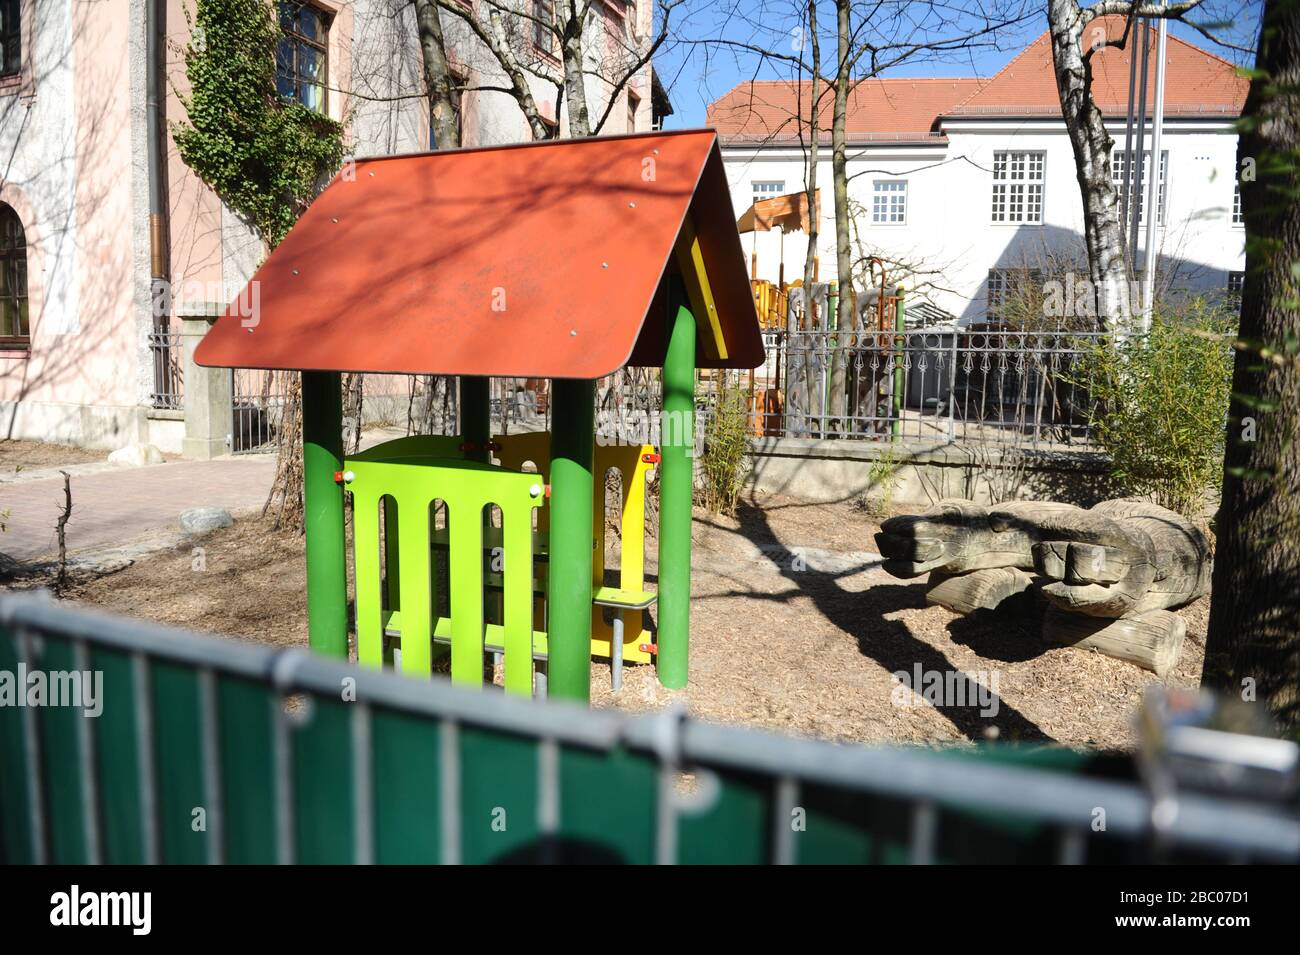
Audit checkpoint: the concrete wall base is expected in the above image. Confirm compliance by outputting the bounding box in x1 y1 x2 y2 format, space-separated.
746 437 1117 507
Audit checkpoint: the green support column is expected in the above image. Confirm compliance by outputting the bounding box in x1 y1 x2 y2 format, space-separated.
657 293 697 689
459 376 491 461
302 370 349 659
547 378 596 702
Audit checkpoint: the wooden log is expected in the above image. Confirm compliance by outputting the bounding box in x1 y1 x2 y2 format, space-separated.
926 567 1035 615
1041 607 1186 678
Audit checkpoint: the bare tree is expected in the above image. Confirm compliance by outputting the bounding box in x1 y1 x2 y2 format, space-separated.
1045 1 1250 329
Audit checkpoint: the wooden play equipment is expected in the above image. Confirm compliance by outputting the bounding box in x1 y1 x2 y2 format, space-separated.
195 131 764 703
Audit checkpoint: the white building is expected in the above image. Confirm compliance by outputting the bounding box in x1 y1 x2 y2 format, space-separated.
707 19 1247 325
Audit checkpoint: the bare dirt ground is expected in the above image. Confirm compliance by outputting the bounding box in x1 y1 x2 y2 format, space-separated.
12 491 1205 750
0 439 105 476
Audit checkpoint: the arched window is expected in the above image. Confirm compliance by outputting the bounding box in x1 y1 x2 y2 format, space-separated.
0 202 29 347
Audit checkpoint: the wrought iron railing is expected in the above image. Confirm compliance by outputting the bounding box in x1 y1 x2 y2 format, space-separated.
147 329 184 411
750 327 1106 449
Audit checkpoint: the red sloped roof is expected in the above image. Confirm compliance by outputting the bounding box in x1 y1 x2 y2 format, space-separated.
706 78 985 144
706 18 1247 142
949 16 1247 118
194 130 764 378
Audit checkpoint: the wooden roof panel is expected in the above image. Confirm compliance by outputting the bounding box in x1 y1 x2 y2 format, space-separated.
194 130 762 378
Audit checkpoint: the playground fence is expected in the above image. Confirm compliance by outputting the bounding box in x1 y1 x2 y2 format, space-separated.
3 592 1297 865
752 327 1107 450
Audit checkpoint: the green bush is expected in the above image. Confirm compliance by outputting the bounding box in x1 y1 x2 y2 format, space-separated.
698 372 751 516
173 0 345 247
1077 301 1236 516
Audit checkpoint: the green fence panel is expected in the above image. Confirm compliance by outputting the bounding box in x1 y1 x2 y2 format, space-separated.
676 768 771 865
34 633 89 864
0 621 33 864
459 725 539 863
371 706 443 864
2 594 1298 866
90 645 146 864
152 660 208 864
291 694 356 864
558 745 658 864
216 676 277 864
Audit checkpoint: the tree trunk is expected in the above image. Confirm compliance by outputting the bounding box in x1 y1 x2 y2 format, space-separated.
562 1 592 137
828 0 853 429
1202 0 1300 728
799 1 822 430
415 0 461 149
1047 0 1133 330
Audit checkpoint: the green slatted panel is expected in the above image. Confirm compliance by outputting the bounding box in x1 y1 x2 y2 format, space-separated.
90 646 146 864
372 708 441 863
558 745 657 863
676 767 771 864
217 676 277 864
291 694 354 863
35 635 89 864
797 787 913 863
459 726 538 863
151 661 207 863
0 622 32 864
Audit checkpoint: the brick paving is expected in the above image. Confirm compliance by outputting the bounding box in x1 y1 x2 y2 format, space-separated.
0 457 276 561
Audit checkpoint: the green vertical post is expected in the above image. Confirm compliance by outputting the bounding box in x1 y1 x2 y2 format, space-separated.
657 292 696 689
546 377 595 702
459 376 491 461
302 370 348 658
891 288 905 441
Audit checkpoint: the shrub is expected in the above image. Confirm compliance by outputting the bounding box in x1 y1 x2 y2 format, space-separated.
1077 301 1236 516
698 372 751 516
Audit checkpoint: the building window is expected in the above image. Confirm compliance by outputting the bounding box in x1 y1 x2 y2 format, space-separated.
1232 182 1243 225
277 2 330 112
990 151 1045 224
871 180 907 224
627 91 639 133
987 268 1042 323
1227 270 1245 297
533 0 554 53
0 203 29 347
1111 149 1168 225
752 180 785 203
0 0 20 78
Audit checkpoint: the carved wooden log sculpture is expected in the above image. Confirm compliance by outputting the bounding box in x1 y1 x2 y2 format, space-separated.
875 499 1212 675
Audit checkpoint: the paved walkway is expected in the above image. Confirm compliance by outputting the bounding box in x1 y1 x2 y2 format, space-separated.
1 457 276 561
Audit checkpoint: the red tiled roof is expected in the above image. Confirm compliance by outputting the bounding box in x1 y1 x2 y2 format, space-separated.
707 78 984 144
949 16 1247 118
708 17 1247 144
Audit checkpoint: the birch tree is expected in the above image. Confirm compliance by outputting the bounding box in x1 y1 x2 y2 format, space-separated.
1045 1 1247 329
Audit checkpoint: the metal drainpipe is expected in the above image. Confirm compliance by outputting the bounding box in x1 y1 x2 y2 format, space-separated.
146 0 170 329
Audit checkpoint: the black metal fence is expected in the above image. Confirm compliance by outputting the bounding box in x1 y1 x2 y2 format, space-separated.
753 328 1105 449
147 328 184 411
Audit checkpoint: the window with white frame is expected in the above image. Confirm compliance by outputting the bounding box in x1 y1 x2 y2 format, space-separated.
871 180 907 224
752 180 785 202
1227 270 1245 297
1111 149 1168 225
1232 182 1243 224
990 151 1045 223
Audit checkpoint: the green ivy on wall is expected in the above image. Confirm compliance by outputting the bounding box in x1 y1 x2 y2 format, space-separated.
173 0 345 248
